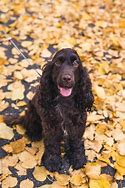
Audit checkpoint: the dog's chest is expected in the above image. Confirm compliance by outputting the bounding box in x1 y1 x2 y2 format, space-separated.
55 100 76 136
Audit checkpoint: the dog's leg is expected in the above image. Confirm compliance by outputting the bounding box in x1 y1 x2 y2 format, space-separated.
65 114 87 170
41 125 62 172
67 138 86 170
24 101 43 141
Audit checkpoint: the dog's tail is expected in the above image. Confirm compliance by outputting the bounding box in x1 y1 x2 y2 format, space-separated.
3 114 25 127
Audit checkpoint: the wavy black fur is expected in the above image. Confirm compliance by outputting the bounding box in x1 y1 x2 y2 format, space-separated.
5 48 94 172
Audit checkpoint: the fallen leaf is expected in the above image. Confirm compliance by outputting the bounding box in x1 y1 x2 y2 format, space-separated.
33 166 47 181
54 172 70 186
16 124 25 135
89 175 111 188
70 173 83 186
2 176 17 188
111 182 118 188
20 179 34 188
116 140 125 155
0 123 14 140
19 150 37 168
21 41 33 48
114 163 125 176
15 162 27 176
2 144 13 153
10 138 26 154
94 85 106 99
119 19 125 28
115 153 125 168
96 124 108 135
85 162 101 179
50 181 66 188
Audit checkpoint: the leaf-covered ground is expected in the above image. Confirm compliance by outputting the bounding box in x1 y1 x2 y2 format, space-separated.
0 0 125 187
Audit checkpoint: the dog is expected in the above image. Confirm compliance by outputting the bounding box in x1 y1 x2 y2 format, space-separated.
5 48 94 172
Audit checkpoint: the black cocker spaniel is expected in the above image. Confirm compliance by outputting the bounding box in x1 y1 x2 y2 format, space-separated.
6 48 94 172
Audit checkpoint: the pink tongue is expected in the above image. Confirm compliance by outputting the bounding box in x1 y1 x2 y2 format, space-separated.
59 87 72 97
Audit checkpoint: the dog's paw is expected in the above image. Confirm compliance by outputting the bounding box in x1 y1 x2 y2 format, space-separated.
71 154 87 170
42 154 62 172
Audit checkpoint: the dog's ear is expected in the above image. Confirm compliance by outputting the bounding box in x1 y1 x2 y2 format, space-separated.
40 61 57 108
75 64 94 112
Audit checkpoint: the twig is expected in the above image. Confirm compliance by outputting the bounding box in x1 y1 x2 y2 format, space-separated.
7 37 41 77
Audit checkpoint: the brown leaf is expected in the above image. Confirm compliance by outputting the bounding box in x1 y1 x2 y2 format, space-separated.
10 138 26 154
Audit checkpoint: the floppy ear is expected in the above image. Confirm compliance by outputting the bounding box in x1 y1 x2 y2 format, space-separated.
40 61 57 108
75 64 94 112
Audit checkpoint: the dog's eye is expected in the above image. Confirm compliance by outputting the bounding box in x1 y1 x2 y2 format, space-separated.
55 56 65 66
55 61 61 67
73 60 79 68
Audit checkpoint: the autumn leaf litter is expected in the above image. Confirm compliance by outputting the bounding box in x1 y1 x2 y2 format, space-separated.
0 0 125 187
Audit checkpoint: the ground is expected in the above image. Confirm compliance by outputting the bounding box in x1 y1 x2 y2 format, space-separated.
0 0 125 187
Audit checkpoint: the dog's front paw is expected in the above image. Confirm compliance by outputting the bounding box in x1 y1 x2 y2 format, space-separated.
71 154 87 170
42 153 62 172
68 151 87 170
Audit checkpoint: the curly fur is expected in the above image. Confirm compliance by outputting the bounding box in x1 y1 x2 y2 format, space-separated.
5 48 94 172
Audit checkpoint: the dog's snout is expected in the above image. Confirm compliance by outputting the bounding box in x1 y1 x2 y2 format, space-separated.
62 74 72 83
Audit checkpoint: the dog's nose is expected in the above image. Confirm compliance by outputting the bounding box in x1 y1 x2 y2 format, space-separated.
62 74 72 83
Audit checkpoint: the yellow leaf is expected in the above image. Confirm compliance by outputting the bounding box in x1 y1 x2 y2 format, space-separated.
94 85 106 99
10 138 26 154
0 48 6 59
85 162 101 179
98 62 109 75
89 175 111 188
2 144 13 153
20 179 33 188
0 90 5 100
89 179 101 188
96 124 108 135
114 163 125 176
116 102 125 112
70 173 83 186
41 49 52 58
116 153 125 167
2 176 18 188
19 151 37 169
99 152 111 165
0 115 4 123
15 162 27 176
16 124 25 135
0 101 9 112
119 19 125 28
11 88 24 100
21 41 33 48
120 120 125 131
67 37 77 46
50 181 65 188
55 172 70 186
33 166 47 181
16 101 26 107
0 123 14 140
14 71 23 80
117 140 125 155
111 182 118 188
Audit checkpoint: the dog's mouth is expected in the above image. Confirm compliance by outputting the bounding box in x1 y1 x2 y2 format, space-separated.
58 86 73 97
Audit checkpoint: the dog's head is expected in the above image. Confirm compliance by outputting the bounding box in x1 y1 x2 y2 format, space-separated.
51 48 82 97
41 48 94 110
